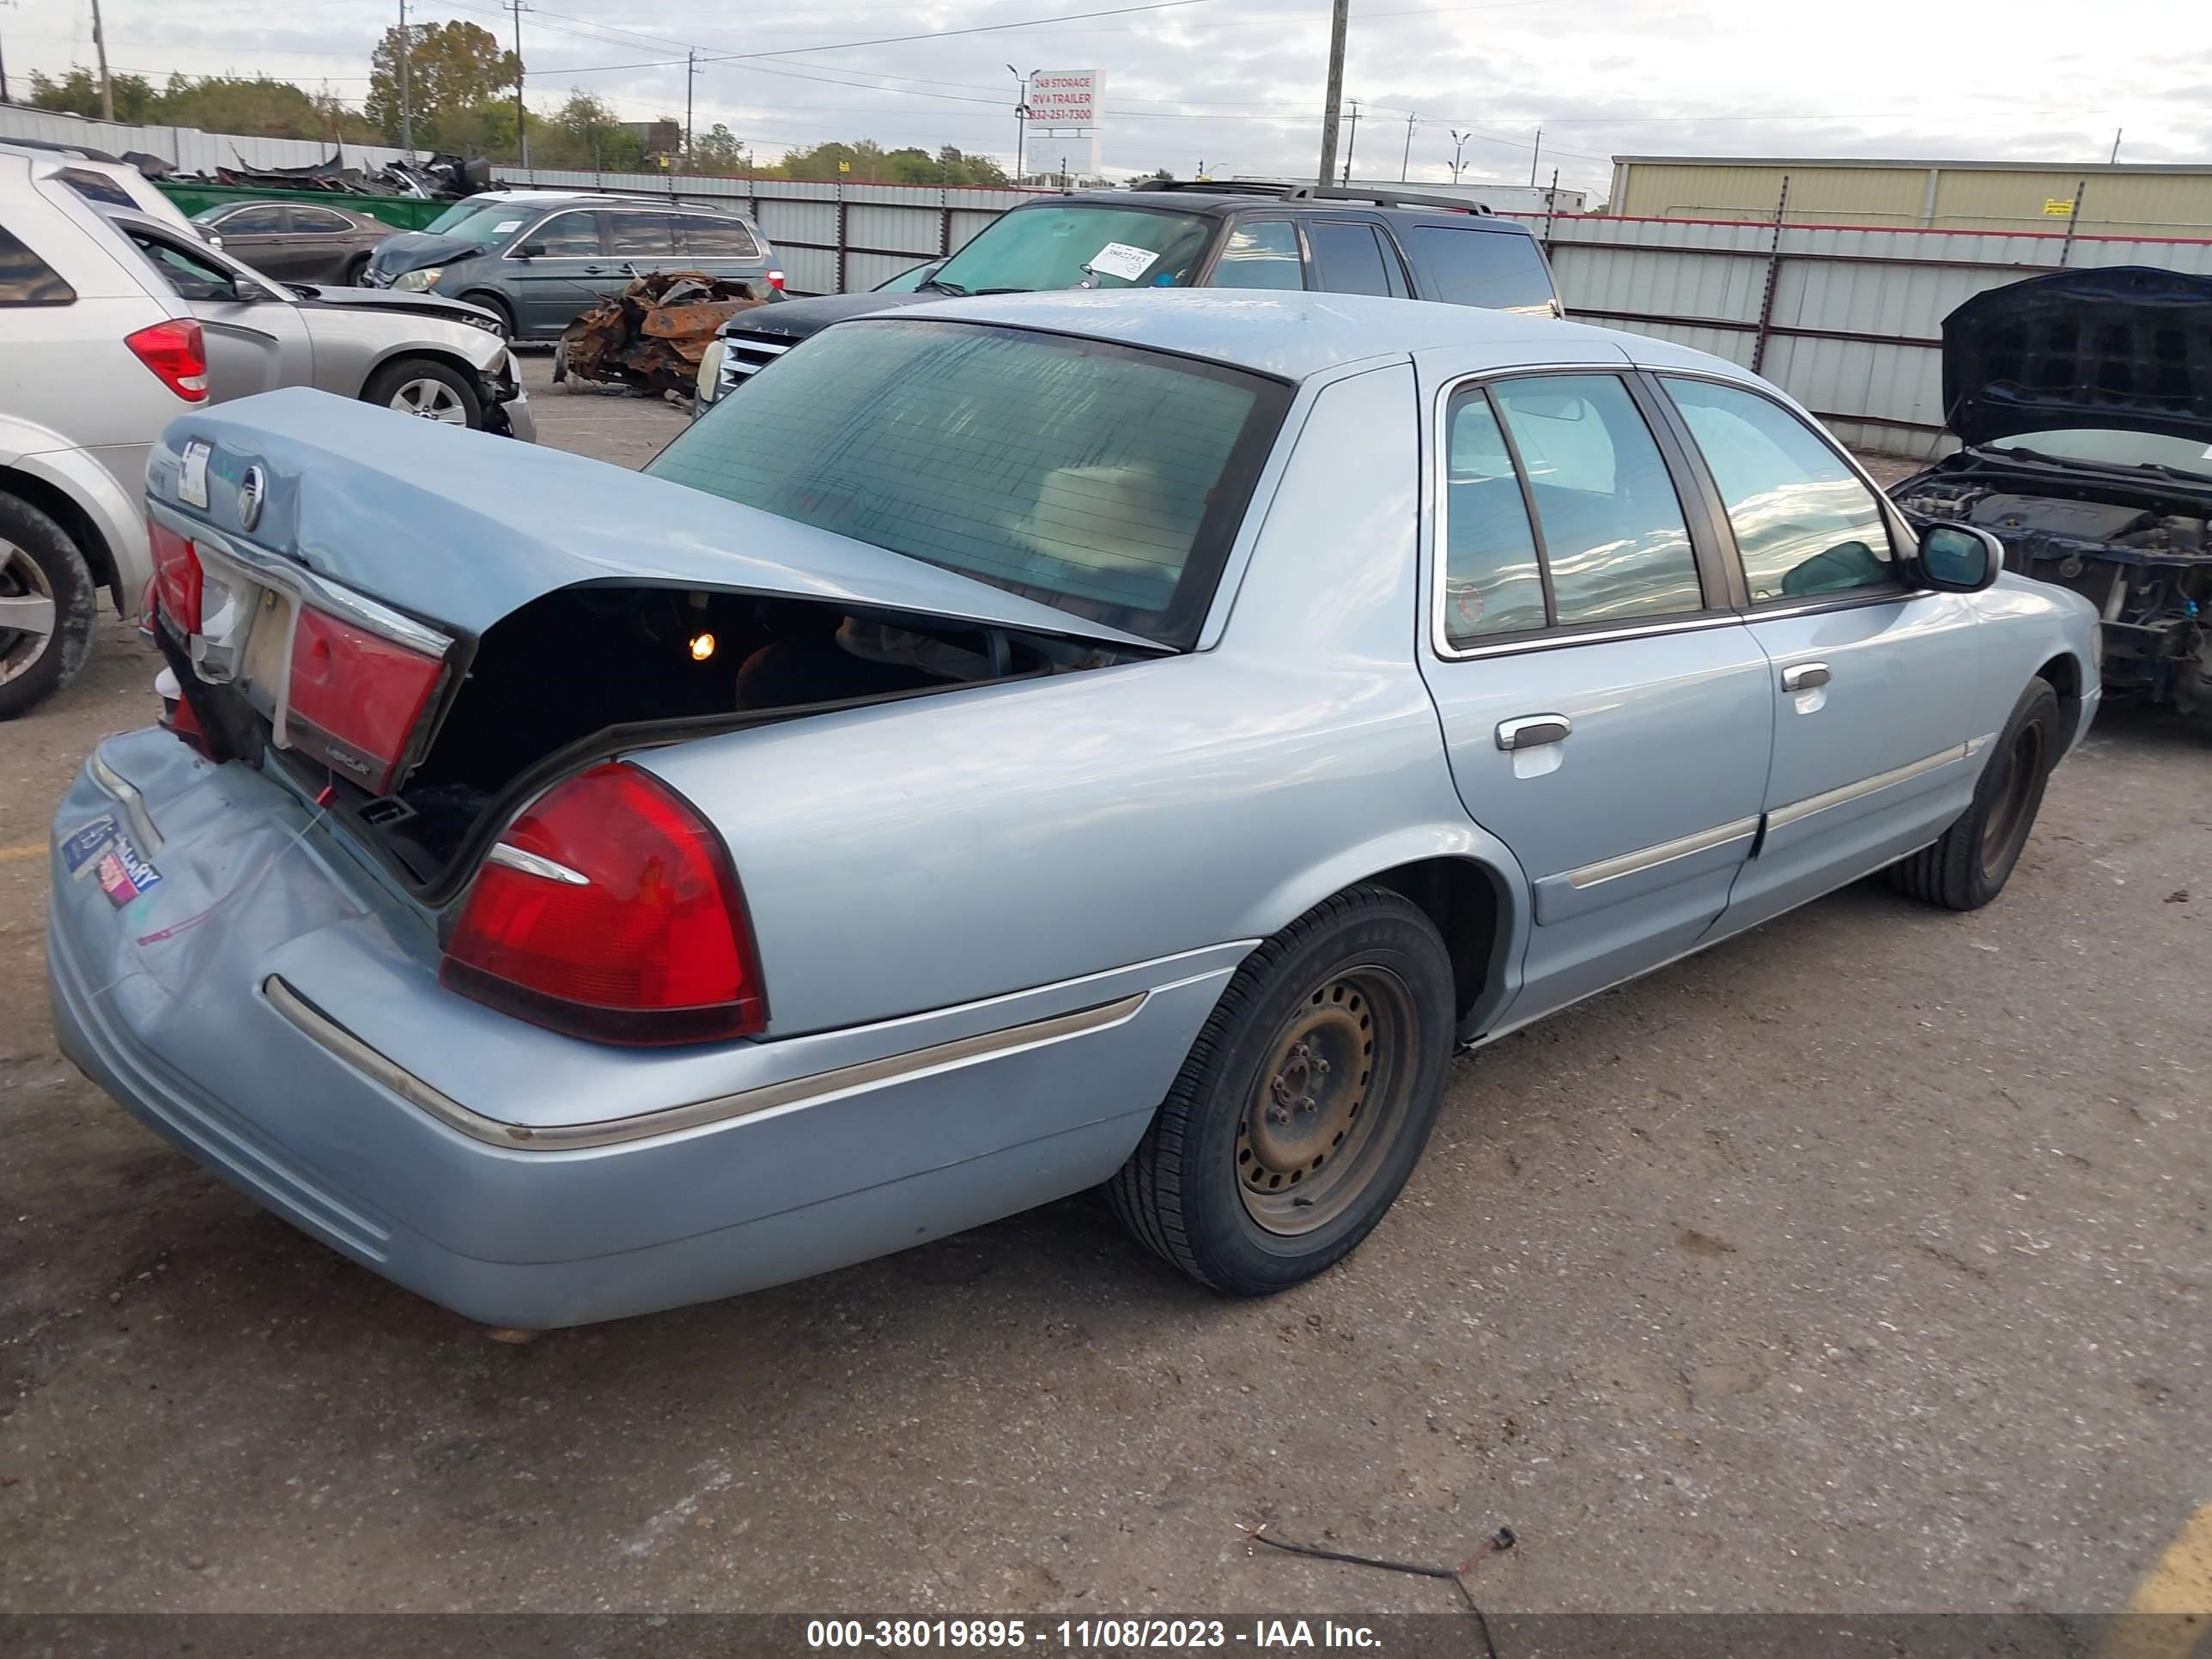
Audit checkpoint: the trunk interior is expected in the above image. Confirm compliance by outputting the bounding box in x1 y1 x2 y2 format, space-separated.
247 585 1105 896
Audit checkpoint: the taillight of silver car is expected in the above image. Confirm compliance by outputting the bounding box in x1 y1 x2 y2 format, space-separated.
440 763 768 1046
125 319 208 402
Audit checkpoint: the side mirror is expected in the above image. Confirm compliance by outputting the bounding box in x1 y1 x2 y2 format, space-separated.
514 241 546 259
1916 523 2004 592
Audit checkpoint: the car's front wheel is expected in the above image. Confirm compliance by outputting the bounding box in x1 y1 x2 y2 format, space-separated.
1108 884 1454 1295
1888 678 2062 911
0 492 98 720
363 358 483 429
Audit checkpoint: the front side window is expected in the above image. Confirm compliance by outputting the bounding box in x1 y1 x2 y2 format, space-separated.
0 222 74 306
1439 374 1705 647
521 211 603 257
930 204 1212 294
1406 225 1554 313
1662 377 1899 602
216 205 287 236
647 319 1290 647
1211 221 1305 291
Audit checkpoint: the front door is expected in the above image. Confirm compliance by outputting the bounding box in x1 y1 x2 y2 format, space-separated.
505 208 612 336
1649 374 1984 939
1419 368 1775 1026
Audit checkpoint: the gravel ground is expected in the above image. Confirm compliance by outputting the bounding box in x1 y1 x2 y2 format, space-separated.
1 362 2206 1619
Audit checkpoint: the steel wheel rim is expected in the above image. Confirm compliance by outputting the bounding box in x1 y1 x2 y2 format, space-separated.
1237 966 1415 1236
0 541 57 686
1979 720 2045 878
391 378 467 423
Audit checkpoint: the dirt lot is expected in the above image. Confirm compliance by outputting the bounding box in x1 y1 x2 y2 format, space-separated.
2 359 2207 1619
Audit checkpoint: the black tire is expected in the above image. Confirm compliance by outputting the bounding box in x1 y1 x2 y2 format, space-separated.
362 357 483 430
1108 884 1455 1295
459 291 515 340
1887 678 2062 911
0 491 98 720
550 342 568 385
340 252 372 287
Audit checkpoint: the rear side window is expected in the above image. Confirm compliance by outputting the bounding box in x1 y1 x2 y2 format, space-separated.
1406 226 1554 313
607 213 677 257
647 319 1291 647
1661 377 1899 603
678 216 761 258
1439 374 1705 647
1210 221 1304 291
1306 221 1403 297
0 222 76 306
292 208 355 234
219 205 288 235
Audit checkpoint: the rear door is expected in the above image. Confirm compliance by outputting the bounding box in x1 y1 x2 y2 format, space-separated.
506 208 611 335
605 209 678 282
1650 373 1984 939
1417 362 1774 1024
1203 219 1307 289
284 205 363 282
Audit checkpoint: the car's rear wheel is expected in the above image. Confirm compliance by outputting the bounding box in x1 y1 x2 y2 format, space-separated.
1108 884 1454 1295
1887 678 2062 911
0 493 98 720
363 358 483 429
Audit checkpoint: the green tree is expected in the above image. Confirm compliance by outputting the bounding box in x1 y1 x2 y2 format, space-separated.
692 123 745 174
530 90 652 171
27 66 158 122
365 19 520 152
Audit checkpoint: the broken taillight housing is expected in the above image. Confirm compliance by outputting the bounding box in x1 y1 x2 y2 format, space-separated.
285 605 443 795
125 319 208 401
441 763 766 1046
147 521 204 634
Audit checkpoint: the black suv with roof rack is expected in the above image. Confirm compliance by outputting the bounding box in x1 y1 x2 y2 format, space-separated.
693 179 1562 413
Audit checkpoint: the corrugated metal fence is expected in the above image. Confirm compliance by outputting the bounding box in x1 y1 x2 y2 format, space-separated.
485 167 1056 298
0 105 417 177
1504 208 2212 457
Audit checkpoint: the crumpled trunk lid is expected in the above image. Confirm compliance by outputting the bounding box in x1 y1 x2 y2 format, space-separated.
1942 264 2212 447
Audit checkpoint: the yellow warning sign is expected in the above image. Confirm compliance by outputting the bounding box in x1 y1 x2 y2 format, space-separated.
2043 198 2075 216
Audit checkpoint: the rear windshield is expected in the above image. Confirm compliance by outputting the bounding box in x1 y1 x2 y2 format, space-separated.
647 319 1290 647
930 204 1214 295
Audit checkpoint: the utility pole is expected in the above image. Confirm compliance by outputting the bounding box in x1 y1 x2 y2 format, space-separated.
1006 66 1028 184
1341 100 1360 186
89 0 113 121
2109 127 2123 163
1528 125 1540 186
396 0 414 154
1400 110 1415 182
1448 128 1471 185
507 0 530 168
1315 0 1348 187
684 47 697 165
0 1 17 106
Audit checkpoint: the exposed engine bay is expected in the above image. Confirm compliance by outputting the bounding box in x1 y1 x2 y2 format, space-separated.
1896 457 2212 719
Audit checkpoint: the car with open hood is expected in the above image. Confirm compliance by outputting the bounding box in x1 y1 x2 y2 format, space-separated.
1892 265 2212 719
0 149 531 718
48 291 2094 1329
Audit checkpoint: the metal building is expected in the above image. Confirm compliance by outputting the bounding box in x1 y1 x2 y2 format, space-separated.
1607 155 2212 238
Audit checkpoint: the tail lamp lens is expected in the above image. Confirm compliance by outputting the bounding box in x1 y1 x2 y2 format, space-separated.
125 319 208 401
285 605 443 796
441 763 765 1046
147 521 203 635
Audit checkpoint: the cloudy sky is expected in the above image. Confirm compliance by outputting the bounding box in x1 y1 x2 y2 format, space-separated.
14 0 2209 198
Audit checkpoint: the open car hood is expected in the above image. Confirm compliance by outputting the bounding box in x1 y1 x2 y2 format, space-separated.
146 389 1165 656
1942 265 2212 448
286 283 501 331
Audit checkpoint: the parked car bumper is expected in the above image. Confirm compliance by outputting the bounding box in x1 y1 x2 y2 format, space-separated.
47 731 1229 1328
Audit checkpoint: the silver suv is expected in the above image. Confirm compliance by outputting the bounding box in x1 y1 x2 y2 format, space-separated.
0 144 533 717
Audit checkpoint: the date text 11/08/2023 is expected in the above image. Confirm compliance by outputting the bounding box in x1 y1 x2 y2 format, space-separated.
805 1620 1386 1650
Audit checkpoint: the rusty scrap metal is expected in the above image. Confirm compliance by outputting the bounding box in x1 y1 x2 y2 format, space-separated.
558 270 775 398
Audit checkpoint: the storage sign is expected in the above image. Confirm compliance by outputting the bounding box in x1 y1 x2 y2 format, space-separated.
1026 71 1100 127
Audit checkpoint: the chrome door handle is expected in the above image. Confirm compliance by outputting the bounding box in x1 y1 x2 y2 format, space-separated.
1781 661 1831 692
1496 713 1572 751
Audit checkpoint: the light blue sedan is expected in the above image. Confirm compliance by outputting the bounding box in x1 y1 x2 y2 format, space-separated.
46 292 2100 1328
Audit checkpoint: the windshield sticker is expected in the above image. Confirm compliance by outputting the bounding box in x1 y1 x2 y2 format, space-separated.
493 219 525 233
1086 242 1160 283
178 441 210 509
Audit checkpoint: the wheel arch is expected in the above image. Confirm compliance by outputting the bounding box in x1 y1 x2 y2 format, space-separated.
2034 649 2085 740
0 462 129 613
361 343 497 395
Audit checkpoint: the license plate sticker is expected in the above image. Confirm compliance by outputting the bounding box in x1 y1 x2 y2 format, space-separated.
94 833 163 908
60 815 120 876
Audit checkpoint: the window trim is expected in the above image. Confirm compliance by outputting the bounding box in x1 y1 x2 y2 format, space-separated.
1429 365 1736 661
1646 366 1920 617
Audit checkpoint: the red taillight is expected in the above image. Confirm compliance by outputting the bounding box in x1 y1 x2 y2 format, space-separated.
765 269 786 292
147 521 203 634
441 763 765 1045
285 605 442 795
125 319 208 401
